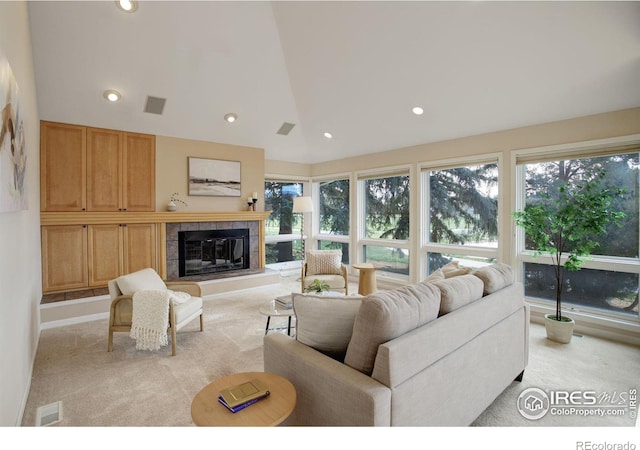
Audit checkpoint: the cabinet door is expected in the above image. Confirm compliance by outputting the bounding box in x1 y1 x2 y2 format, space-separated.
123 133 155 211
86 128 122 211
123 223 157 274
41 225 88 292
40 122 86 211
87 224 123 287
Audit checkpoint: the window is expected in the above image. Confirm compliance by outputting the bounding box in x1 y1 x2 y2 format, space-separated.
316 178 350 263
517 150 639 320
360 173 410 276
264 181 303 264
423 161 499 276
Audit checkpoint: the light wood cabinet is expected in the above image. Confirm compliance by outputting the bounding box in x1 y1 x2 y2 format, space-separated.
86 128 122 211
41 121 155 213
41 225 88 291
123 133 156 212
40 122 86 211
43 223 158 292
40 121 157 292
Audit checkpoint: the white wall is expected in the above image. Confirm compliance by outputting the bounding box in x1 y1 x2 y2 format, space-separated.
0 2 41 426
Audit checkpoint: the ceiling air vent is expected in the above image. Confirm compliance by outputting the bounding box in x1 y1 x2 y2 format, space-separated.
276 122 295 136
144 96 166 115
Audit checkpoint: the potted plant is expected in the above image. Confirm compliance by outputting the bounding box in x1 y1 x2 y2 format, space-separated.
167 192 188 211
305 279 331 294
513 170 625 343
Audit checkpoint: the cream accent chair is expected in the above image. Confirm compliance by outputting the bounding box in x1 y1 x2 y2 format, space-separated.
107 268 204 356
301 250 348 295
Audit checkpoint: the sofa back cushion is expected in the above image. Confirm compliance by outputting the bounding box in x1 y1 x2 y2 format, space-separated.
433 274 484 316
293 293 363 360
473 263 514 295
344 282 441 375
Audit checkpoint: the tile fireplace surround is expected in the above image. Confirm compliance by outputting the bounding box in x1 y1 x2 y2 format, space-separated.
165 220 259 281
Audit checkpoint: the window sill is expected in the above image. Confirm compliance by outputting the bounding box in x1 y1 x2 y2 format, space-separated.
527 299 640 346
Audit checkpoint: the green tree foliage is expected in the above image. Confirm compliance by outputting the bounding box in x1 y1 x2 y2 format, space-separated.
365 175 410 240
514 168 627 320
429 164 498 245
264 181 301 263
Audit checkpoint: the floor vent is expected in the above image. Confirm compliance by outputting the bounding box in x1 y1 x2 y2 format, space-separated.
144 95 166 115
36 401 63 426
276 122 295 135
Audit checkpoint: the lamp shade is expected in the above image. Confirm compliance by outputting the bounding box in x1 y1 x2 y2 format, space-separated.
293 196 313 213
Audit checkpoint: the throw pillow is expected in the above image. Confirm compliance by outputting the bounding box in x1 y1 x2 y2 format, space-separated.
344 282 441 375
306 250 343 275
116 268 166 295
423 268 445 283
473 263 514 295
440 261 473 278
433 274 484 316
293 293 363 360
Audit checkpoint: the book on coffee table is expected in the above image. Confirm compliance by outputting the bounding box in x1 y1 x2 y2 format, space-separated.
218 378 270 411
275 295 292 309
218 391 270 413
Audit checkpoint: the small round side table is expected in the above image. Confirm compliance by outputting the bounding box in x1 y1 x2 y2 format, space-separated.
352 263 379 295
191 371 296 426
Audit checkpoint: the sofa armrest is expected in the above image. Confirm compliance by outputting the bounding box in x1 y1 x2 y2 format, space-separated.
263 333 391 426
165 281 202 297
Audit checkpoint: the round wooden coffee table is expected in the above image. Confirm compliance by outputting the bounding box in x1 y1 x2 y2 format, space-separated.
191 371 296 426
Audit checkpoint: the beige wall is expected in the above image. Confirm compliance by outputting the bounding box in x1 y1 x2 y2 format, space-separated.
310 107 640 176
0 2 41 426
264 159 311 179
155 136 265 212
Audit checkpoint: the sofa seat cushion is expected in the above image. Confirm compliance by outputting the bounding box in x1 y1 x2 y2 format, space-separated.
433 274 484 316
293 293 363 360
473 263 514 295
344 282 441 375
116 268 166 295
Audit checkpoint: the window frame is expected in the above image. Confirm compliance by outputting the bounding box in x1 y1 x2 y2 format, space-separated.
419 153 503 278
356 166 412 281
512 135 640 325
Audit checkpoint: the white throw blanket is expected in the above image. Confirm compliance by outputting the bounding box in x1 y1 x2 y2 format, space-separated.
130 289 170 351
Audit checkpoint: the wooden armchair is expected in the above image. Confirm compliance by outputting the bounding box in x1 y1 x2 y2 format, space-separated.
107 268 204 356
301 250 348 295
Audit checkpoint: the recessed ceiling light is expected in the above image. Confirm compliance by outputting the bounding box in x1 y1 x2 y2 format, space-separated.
116 0 138 13
224 113 238 123
412 106 424 115
103 89 121 102
323 132 333 139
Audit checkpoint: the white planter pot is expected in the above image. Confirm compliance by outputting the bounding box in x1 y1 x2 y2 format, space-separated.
167 201 177 211
544 313 575 344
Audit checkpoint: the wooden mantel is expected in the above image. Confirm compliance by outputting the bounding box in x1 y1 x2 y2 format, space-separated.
40 211 271 225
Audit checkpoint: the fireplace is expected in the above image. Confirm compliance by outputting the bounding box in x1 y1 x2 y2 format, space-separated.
178 228 250 277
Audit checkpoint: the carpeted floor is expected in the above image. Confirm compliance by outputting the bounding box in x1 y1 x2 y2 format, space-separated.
21 274 639 428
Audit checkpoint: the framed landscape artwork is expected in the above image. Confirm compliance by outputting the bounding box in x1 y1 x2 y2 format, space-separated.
0 49 27 212
188 157 241 197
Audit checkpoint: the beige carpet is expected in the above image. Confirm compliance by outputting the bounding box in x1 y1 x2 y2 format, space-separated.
22 275 639 429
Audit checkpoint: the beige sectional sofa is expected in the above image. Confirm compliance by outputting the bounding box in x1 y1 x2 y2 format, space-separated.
263 263 529 426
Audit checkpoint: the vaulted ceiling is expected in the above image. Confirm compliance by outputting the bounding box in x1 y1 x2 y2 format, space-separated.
28 1 640 164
